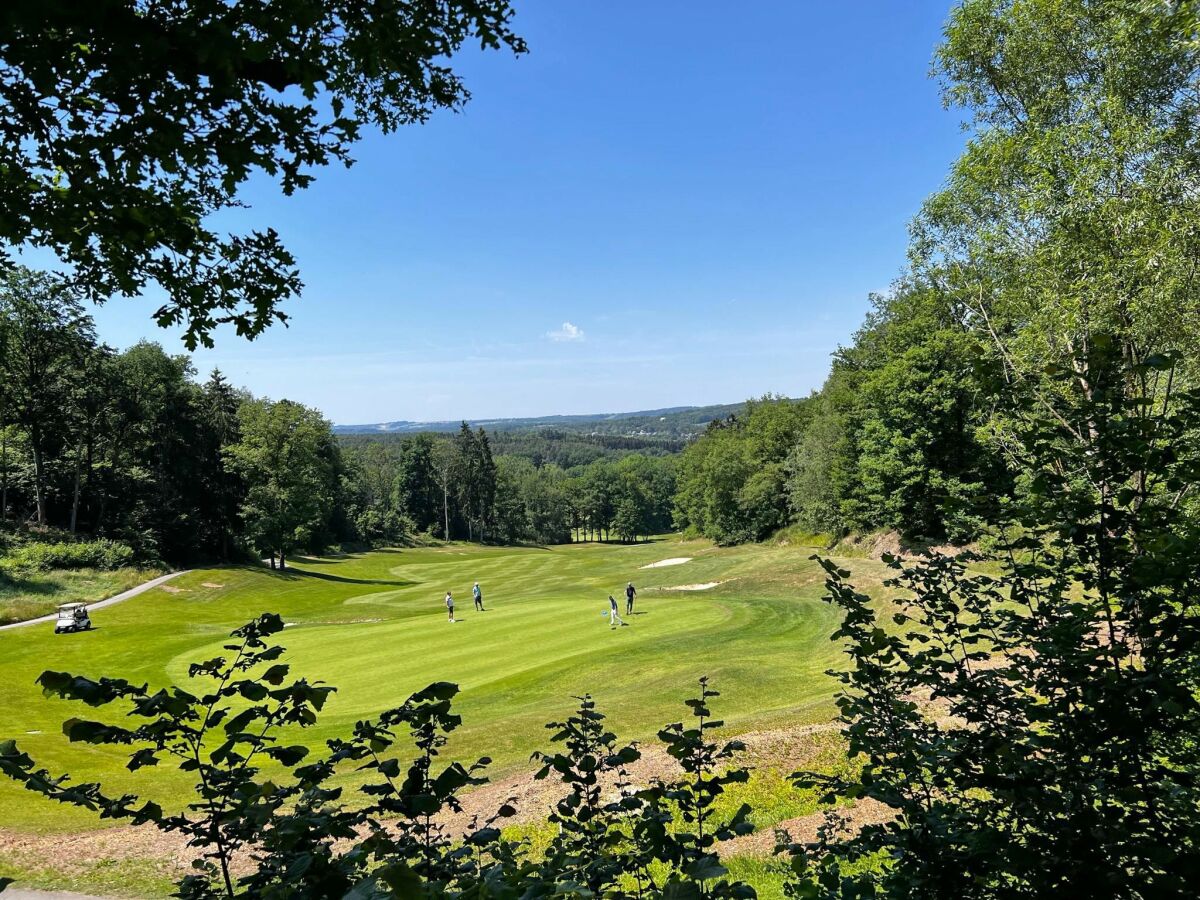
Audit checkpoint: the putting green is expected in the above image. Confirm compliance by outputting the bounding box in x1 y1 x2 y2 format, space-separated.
0 537 894 834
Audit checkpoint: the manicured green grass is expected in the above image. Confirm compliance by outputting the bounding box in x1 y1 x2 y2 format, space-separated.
0 538 894 839
0 566 166 626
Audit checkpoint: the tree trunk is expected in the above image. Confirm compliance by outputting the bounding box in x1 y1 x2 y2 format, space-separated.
98 441 122 531
442 482 450 541
69 442 83 533
1 426 8 522
31 439 47 526
279 549 286 570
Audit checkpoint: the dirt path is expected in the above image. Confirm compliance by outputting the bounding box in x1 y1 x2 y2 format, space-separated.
2 890 111 900
0 571 188 633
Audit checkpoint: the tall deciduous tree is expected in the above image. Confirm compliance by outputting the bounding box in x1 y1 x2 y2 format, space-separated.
0 268 95 525
227 399 337 569
914 0 1200 418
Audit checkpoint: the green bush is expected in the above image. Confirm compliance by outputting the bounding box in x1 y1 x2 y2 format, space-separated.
2 539 136 573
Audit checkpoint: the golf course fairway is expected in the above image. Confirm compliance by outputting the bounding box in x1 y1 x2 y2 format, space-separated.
0 537 894 841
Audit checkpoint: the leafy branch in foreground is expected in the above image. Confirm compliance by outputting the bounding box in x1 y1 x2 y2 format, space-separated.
0 617 759 898
783 347 1200 899
0 0 525 347
1 612 330 897
635 678 755 899
0 614 511 898
527 683 757 900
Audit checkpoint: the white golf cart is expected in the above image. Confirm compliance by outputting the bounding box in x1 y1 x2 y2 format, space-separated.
54 602 92 634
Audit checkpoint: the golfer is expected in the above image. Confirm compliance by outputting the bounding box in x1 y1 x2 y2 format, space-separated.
608 594 626 628
625 581 637 615
445 590 455 623
473 581 484 611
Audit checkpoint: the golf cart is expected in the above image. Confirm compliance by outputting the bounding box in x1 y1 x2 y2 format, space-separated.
54 602 92 634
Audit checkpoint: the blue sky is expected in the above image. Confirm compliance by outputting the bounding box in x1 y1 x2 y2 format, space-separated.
53 1 967 425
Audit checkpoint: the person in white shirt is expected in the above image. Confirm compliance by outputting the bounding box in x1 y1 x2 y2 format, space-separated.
608 594 626 628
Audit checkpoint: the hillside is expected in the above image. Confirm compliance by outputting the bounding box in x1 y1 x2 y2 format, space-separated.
332 402 743 438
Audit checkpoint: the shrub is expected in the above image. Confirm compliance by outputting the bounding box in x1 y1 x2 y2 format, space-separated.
783 350 1200 898
2 539 136 573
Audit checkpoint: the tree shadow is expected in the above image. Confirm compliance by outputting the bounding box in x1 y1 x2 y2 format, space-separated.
0 575 60 597
269 568 415 587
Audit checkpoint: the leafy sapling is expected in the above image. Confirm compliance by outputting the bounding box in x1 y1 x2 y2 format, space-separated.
0 613 333 898
634 677 756 899
530 694 643 896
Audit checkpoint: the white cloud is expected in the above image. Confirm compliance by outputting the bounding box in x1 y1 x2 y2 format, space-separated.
547 321 585 342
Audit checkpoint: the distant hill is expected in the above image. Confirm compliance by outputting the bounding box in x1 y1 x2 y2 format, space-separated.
332 403 744 439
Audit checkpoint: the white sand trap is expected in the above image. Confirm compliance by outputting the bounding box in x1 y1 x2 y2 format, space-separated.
664 581 723 591
640 557 693 569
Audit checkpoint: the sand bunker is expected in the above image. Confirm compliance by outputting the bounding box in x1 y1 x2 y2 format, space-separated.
640 557 692 569
664 582 723 591
201 582 225 589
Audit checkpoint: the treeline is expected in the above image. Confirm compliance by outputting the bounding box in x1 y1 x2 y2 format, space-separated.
677 282 1195 549
0 273 676 567
341 433 675 546
673 397 810 545
0 268 349 566
341 429 682 475
674 290 1011 546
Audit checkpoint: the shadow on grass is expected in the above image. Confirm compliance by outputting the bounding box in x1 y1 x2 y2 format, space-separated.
268 567 415 588
0 574 60 597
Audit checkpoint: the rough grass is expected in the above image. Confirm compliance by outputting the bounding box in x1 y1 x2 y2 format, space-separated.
0 856 177 898
0 566 166 626
0 537 899 893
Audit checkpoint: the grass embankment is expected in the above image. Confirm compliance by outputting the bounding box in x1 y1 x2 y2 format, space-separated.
0 537 897 896
0 567 167 626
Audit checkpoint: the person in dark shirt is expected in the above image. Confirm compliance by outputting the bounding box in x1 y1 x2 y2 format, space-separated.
625 581 636 615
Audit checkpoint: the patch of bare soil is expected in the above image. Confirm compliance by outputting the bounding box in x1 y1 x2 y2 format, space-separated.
0 823 229 885
836 530 976 562
159 585 189 594
0 722 861 878
201 583 225 589
717 798 894 858
443 721 845 836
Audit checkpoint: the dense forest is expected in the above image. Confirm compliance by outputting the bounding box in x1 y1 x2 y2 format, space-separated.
0 277 677 567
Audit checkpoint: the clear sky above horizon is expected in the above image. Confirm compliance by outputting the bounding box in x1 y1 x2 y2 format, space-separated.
50 1 969 425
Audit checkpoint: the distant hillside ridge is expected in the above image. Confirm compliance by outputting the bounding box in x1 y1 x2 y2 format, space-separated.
332 402 744 438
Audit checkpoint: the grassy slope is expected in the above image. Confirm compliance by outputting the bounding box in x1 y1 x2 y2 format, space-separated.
0 567 167 626
0 538 895 836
